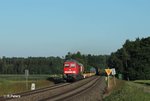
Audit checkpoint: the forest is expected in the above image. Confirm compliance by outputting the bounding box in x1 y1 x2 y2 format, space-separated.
0 36 150 80
108 37 150 80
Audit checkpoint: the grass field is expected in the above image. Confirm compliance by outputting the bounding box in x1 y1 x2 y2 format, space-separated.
0 75 56 96
104 78 150 101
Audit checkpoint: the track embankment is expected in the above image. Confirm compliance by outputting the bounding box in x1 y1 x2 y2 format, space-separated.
0 76 107 101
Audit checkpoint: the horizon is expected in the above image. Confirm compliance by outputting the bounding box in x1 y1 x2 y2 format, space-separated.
0 36 148 58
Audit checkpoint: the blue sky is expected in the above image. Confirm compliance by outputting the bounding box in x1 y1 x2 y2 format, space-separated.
0 0 150 57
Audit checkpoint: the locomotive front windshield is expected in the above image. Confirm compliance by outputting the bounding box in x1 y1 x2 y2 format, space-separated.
64 63 76 68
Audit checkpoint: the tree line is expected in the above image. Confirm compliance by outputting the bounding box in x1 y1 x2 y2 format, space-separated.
0 57 63 74
0 53 108 75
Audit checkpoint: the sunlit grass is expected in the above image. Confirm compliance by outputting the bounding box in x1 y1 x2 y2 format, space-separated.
104 80 150 101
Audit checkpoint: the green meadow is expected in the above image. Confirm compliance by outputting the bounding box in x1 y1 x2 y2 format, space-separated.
0 75 55 96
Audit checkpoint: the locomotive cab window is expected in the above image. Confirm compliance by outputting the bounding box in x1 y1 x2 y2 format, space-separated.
70 64 75 67
64 64 69 67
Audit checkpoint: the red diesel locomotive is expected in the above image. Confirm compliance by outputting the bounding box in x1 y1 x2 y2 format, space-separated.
63 60 84 81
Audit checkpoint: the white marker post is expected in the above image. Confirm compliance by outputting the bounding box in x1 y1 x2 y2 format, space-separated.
31 83 35 90
105 69 112 88
111 68 116 86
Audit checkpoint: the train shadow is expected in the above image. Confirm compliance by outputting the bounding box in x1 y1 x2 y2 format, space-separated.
47 77 66 84
135 82 150 86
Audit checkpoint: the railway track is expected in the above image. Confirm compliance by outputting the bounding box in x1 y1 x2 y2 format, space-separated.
0 83 70 101
62 76 107 101
0 76 105 101
40 76 99 101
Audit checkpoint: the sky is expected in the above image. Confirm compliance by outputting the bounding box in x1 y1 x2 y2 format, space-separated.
0 0 150 57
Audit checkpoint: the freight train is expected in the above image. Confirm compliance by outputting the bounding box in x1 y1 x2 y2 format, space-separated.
63 60 84 81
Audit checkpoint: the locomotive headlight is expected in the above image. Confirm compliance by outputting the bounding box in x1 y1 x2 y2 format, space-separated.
72 71 76 73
